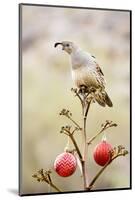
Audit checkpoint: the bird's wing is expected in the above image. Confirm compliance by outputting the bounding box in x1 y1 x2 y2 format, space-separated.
94 62 106 87
95 63 104 76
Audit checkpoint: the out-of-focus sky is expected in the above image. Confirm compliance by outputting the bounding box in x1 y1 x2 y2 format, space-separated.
21 4 130 195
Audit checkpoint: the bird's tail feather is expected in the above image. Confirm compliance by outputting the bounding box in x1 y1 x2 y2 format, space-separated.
95 90 113 107
105 91 113 107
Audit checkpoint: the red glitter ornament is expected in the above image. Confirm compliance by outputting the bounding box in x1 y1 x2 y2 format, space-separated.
93 140 113 166
54 152 77 177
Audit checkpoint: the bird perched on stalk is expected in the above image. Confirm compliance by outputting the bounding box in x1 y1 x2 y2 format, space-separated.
54 41 113 107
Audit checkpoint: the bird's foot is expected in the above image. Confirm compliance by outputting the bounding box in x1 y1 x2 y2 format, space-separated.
78 85 88 95
88 87 96 93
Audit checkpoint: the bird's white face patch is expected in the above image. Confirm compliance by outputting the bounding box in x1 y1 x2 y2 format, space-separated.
62 42 73 54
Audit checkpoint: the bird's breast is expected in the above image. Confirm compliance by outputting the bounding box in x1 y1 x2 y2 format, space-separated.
71 66 99 88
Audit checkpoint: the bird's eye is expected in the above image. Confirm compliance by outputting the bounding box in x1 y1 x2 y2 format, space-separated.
66 44 70 47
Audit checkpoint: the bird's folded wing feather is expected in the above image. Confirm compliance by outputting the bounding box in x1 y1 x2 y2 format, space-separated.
96 63 104 76
95 62 106 87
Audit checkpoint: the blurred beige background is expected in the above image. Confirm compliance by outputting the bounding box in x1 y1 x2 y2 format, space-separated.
21 5 130 194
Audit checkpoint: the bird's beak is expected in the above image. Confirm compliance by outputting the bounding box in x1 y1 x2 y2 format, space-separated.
54 42 64 50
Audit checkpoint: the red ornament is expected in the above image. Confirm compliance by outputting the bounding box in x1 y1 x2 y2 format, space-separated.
93 140 113 166
54 152 77 177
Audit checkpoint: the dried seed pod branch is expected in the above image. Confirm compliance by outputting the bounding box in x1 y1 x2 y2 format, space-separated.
71 87 96 189
88 146 128 190
59 108 82 130
71 88 83 106
32 87 128 192
87 120 117 145
32 169 62 192
60 125 83 161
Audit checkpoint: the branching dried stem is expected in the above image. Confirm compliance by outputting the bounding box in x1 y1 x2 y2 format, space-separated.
87 145 128 190
71 88 83 106
59 88 125 191
59 109 82 130
87 120 117 145
32 87 128 192
82 95 92 188
32 169 62 192
60 125 83 161
70 87 94 189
